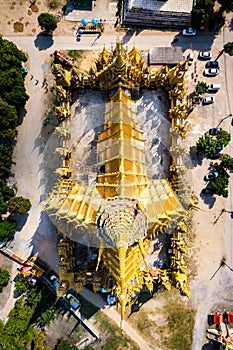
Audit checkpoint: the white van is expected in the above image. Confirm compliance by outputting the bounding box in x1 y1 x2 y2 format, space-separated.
188 52 194 65
208 84 221 92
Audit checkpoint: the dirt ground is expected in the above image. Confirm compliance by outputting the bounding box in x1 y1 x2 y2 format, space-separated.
0 0 117 37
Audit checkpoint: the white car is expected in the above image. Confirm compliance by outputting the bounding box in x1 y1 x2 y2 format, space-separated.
208 84 221 92
182 28 197 36
199 51 212 59
204 68 219 76
204 172 218 181
202 97 215 105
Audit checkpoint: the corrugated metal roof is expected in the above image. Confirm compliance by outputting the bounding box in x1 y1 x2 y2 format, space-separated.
149 47 185 65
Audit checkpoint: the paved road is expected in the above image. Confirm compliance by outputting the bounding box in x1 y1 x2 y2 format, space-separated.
5 30 223 52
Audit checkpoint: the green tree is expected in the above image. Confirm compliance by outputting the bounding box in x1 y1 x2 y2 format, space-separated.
191 8 207 28
32 331 52 350
0 268 10 292
0 219 16 242
15 274 31 293
219 154 233 171
215 129 231 146
0 179 14 213
0 193 7 213
0 144 14 178
224 42 233 56
38 13 57 32
196 135 217 156
211 174 229 197
8 196 31 214
55 338 78 350
218 0 233 12
195 81 208 95
191 0 215 29
0 68 29 107
0 98 18 139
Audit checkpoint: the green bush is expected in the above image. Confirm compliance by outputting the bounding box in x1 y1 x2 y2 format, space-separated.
211 174 229 197
0 219 16 242
8 196 31 214
0 268 10 292
38 13 57 32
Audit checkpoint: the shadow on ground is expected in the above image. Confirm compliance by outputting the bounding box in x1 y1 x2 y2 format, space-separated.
201 341 220 350
34 33 54 51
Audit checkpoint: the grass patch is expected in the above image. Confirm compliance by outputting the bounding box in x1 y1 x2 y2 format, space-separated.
159 293 196 350
67 50 84 61
90 311 139 350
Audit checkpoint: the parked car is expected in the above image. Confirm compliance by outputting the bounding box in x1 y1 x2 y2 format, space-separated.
204 68 219 76
209 152 220 159
202 188 214 194
202 97 215 105
107 294 116 305
182 28 197 36
0 241 7 249
199 51 212 59
205 61 219 69
50 275 59 288
215 145 224 152
204 172 218 181
66 293 80 311
187 52 194 65
209 127 222 135
208 84 221 92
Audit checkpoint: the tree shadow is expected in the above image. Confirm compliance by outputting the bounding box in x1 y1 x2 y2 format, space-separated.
34 33 54 51
199 190 216 209
189 146 203 168
16 106 27 126
12 213 29 231
201 341 220 350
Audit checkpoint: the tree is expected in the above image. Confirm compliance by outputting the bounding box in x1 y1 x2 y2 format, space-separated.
55 338 78 350
8 196 31 214
0 268 10 292
218 0 233 12
15 274 31 293
224 42 233 56
191 0 215 29
211 174 229 197
215 129 231 146
196 135 217 156
219 154 233 171
0 68 29 107
0 38 29 107
0 144 14 178
0 219 16 242
38 13 57 32
0 98 18 140
195 81 208 95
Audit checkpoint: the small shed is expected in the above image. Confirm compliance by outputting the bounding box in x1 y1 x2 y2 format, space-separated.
149 47 185 66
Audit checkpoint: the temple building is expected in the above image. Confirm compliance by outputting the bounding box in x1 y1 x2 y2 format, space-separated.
45 41 198 329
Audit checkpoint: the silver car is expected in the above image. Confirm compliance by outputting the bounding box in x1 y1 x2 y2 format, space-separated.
202 97 215 105
198 51 212 59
